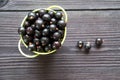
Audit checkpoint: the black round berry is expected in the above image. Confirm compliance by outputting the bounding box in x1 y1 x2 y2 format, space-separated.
28 43 36 51
23 21 30 28
95 38 103 47
57 20 66 30
77 41 84 49
48 11 55 17
27 12 37 21
18 27 26 35
23 35 33 42
50 18 57 24
34 30 41 38
35 18 44 30
42 14 51 22
55 12 62 20
39 9 48 17
36 46 43 52
58 30 64 38
53 32 61 40
34 38 40 46
40 37 49 46
84 42 91 52
49 24 57 32
26 27 34 35
52 41 61 49
31 24 36 30
42 28 49 36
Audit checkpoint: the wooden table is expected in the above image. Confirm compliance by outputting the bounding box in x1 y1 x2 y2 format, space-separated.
0 0 120 80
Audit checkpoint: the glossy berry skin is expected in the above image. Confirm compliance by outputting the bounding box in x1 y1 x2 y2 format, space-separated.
48 11 55 17
35 18 44 30
28 43 36 51
55 12 62 20
26 27 34 35
50 18 57 24
53 32 61 40
27 12 37 21
58 30 64 38
77 41 84 49
52 41 61 49
36 46 43 52
23 35 33 42
18 27 26 35
42 14 51 22
31 24 36 30
84 42 91 52
23 21 30 28
57 20 66 30
34 38 40 46
39 9 48 17
95 38 103 47
44 46 51 52
34 30 41 38
40 37 49 46
42 28 49 36
49 24 57 32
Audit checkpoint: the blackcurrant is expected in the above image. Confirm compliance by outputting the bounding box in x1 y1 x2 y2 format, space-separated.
18 27 26 35
49 24 57 32
57 20 66 30
40 37 49 46
36 46 43 52
39 9 48 17
95 38 103 47
34 38 40 46
27 12 37 21
84 42 91 52
26 27 34 35
23 35 33 42
31 24 36 30
55 12 62 20
34 30 41 38
42 14 51 22
35 18 44 30
53 32 61 40
28 43 36 51
48 10 55 17
52 41 61 49
50 18 57 24
42 28 49 36
77 41 84 49
23 21 30 28
58 30 64 38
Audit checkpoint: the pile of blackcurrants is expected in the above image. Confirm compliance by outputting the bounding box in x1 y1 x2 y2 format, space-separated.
18 9 66 53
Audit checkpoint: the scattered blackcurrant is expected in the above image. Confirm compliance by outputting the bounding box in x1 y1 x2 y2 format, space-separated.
95 38 103 48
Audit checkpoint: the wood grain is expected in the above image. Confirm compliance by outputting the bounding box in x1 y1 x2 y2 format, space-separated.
1 0 120 10
0 10 120 80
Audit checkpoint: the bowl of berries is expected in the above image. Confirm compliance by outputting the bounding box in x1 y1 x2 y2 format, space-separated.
18 5 68 58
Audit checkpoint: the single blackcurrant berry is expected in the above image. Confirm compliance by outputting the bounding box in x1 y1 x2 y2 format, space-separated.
57 20 66 30
40 37 49 46
27 12 37 21
33 38 40 46
95 38 103 48
77 41 84 49
31 24 36 30
50 18 57 24
55 12 62 20
53 32 61 40
28 43 36 51
23 21 30 28
35 18 44 30
34 30 41 38
42 14 51 22
42 28 49 36
58 30 64 38
49 24 57 32
44 46 51 52
52 41 61 49
23 35 33 42
36 46 43 52
39 9 48 17
84 42 91 52
18 27 26 35
26 27 34 35
48 11 55 17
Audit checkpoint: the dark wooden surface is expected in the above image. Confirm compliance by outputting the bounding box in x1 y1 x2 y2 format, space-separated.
0 0 120 80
